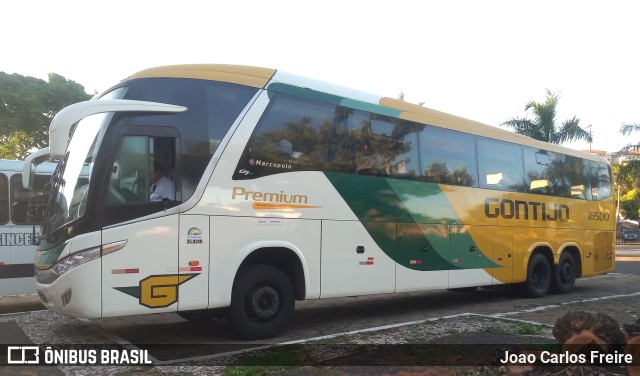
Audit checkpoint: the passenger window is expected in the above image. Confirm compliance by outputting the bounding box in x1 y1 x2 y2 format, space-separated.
10 174 50 225
523 148 567 196
0 174 8 225
477 138 524 192
565 156 586 199
587 161 612 200
349 112 395 176
235 93 348 179
419 126 476 187
389 123 421 179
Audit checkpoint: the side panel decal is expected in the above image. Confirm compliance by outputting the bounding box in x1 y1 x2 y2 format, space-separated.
324 172 499 271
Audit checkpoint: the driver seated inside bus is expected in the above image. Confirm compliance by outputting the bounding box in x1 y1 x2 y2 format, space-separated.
150 161 175 202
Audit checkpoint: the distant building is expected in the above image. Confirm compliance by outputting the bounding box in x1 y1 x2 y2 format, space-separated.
605 149 640 164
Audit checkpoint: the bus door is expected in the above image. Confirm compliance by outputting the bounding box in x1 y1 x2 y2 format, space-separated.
101 132 182 316
102 216 179 316
177 214 209 311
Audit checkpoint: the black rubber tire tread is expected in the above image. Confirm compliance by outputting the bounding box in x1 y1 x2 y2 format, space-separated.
523 253 551 298
227 264 295 340
552 252 576 294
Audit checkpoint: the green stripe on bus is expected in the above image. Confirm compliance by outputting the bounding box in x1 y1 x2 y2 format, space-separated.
324 172 499 271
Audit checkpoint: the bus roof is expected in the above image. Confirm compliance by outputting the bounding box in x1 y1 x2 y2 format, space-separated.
124 64 609 165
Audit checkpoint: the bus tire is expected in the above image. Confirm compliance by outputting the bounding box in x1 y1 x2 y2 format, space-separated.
552 252 576 294
228 264 295 340
523 253 551 298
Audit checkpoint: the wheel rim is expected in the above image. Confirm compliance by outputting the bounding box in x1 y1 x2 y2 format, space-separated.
245 283 280 322
559 261 574 283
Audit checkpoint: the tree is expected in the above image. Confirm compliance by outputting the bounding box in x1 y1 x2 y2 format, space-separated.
620 188 640 223
619 123 640 154
397 91 425 106
501 89 592 144
620 123 640 137
0 72 91 159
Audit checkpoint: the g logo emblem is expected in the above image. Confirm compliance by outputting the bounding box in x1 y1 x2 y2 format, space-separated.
115 274 198 308
139 274 197 308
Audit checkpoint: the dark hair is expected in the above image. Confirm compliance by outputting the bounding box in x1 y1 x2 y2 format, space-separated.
153 161 163 173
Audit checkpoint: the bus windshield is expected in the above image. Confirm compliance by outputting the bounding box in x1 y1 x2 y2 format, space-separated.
43 88 126 238
44 113 106 236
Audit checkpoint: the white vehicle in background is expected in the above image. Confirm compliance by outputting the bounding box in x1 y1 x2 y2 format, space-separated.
0 159 56 295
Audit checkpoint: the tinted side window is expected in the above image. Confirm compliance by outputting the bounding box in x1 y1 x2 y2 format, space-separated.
389 123 421 179
0 173 8 225
235 93 348 179
419 126 477 187
346 112 424 179
10 174 50 225
477 138 524 192
564 155 586 199
349 111 395 176
523 148 567 196
587 161 612 200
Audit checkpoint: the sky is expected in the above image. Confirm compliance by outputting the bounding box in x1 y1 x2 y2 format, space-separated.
3 0 639 153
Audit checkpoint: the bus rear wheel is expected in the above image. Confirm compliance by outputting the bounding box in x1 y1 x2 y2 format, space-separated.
552 252 576 294
523 253 551 298
228 264 294 340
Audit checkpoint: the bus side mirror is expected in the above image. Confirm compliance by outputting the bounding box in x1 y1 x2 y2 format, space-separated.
24 168 36 190
22 147 50 189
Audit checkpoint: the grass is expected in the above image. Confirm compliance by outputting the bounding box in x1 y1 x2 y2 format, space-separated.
513 321 546 336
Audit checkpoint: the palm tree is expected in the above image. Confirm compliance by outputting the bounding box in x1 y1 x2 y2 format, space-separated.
620 123 640 137
502 89 592 144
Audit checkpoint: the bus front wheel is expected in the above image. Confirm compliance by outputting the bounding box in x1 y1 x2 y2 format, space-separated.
552 252 576 294
523 253 551 298
228 264 295 340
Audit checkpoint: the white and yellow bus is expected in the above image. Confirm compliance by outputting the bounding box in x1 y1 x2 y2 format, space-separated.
25 65 614 339
0 159 56 295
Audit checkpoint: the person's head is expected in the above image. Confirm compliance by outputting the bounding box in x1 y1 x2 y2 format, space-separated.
152 161 164 183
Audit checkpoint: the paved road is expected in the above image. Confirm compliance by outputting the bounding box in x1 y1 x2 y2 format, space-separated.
615 259 640 274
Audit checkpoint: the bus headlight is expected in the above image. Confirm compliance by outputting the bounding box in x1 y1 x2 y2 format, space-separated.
52 246 101 276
